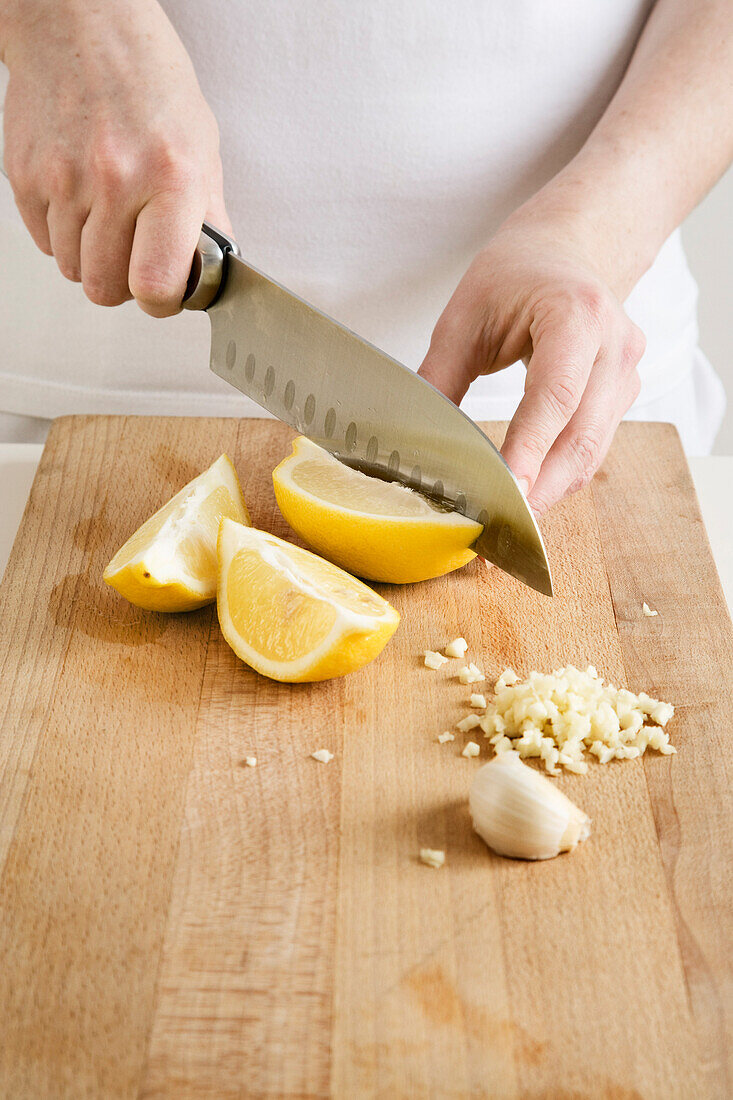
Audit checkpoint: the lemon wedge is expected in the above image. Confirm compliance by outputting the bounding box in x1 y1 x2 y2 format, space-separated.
216 518 400 681
104 455 250 612
272 436 483 583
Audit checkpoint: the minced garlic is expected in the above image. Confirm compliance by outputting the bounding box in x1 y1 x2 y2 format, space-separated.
424 650 449 670
462 741 480 758
470 693 487 709
437 731 455 743
479 665 676 773
444 637 468 659
459 663 485 685
420 848 445 868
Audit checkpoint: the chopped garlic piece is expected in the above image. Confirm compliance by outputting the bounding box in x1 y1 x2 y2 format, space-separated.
459 662 485 685
496 667 519 689
470 693 487 709
563 759 589 775
437 731 455 744
457 714 481 733
642 602 659 617
444 637 468 659
311 749 334 764
244 756 257 768
420 848 445 868
462 741 480 758
424 650 449 670
650 701 674 726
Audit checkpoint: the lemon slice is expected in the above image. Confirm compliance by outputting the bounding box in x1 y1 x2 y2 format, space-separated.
104 455 250 612
272 436 483 583
217 518 400 682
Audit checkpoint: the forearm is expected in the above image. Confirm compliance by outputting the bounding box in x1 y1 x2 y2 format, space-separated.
503 0 733 299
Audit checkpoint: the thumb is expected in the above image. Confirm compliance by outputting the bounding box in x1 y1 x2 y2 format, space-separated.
417 323 477 407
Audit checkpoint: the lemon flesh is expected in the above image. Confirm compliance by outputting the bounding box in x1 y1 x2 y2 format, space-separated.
272 436 483 583
104 455 250 612
217 518 400 682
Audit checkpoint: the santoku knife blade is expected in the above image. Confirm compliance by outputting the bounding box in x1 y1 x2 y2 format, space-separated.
184 223 552 596
0 128 552 591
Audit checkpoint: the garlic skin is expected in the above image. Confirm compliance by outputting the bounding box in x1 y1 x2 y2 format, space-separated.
469 754 591 860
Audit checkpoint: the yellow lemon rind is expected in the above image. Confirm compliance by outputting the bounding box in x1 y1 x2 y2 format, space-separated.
216 519 400 682
104 454 249 611
272 438 482 583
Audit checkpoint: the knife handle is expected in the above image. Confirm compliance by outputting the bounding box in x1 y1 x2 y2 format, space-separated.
183 221 241 311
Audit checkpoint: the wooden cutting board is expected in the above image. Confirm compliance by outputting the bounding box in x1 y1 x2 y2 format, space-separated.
0 415 730 1099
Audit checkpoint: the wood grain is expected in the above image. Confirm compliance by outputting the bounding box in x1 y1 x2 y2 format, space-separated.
0 416 729 1099
593 421 733 1100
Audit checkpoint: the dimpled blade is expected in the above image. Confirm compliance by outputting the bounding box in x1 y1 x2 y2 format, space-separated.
208 253 552 595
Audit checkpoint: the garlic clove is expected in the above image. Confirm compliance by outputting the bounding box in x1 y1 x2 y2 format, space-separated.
469 753 590 860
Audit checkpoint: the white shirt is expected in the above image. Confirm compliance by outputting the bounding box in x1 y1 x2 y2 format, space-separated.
0 1 724 449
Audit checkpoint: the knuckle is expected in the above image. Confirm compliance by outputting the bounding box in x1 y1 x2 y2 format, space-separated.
129 265 180 308
541 372 582 421
623 323 646 366
33 235 54 257
147 138 198 191
514 422 550 468
57 259 82 283
567 428 603 483
569 283 609 329
529 488 552 516
90 146 133 194
83 278 128 307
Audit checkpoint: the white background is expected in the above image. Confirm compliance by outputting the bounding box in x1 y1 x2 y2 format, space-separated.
682 166 732 454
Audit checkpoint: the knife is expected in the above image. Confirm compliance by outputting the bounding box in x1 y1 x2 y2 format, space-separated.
184 223 553 595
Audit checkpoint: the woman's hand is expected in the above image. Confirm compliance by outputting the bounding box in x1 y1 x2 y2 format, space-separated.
418 215 645 515
1 0 229 317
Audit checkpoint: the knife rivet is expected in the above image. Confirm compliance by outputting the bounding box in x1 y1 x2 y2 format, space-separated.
345 421 358 452
388 449 401 475
432 479 444 504
366 435 379 464
324 408 336 438
245 353 256 381
264 366 275 398
304 393 316 425
478 509 490 527
455 493 467 515
410 465 421 489
225 339 237 371
284 380 295 410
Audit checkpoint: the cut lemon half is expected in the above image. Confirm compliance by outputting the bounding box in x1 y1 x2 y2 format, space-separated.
272 436 483 583
104 455 250 612
217 518 400 682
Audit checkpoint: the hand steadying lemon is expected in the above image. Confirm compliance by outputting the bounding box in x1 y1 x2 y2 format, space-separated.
103 437 483 681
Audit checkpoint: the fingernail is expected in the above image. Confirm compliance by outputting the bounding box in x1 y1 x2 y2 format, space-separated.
517 477 530 496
